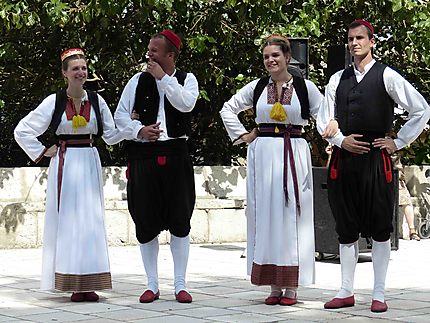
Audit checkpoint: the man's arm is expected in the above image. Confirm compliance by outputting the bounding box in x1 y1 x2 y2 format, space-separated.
384 67 430 150
159 73 199 113
114 73 144 140
316 71 345 147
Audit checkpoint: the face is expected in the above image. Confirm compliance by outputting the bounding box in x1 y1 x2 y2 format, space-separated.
63 58 87 87
348 25 375 59
263 45 290 75
147 37 173 66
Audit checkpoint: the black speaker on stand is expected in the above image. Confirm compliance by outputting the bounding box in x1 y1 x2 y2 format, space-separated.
288 38 309 79
326 44 353 81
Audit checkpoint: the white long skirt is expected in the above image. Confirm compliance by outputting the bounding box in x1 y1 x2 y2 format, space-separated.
41 147 112 291
246 136 315 287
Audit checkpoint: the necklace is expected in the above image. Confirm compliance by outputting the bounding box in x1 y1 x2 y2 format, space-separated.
66 89 85 100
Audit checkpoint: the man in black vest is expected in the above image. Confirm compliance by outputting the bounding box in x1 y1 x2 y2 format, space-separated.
114 30 199 304
317 20 430 313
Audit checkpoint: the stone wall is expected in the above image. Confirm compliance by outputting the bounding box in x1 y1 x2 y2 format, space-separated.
1 165 429 249
0 166 247 249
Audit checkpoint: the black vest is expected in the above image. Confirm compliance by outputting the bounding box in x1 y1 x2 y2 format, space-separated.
335 62 395 134
50 89 103 137
133 71 191 138
253 75 310 120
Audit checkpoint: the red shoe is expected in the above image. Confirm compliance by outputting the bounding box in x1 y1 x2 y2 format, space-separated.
139 290 160 303
264 296 281 305
85 292 99 302
280 296 297 306
175 290 192 303
324 295 355 309
70 292 85 302
371 300 388 313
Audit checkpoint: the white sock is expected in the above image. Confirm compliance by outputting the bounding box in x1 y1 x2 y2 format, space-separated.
372 239 390 302
336 241 359 298
170 234 190 294
269 286 282 297
283 288 297 299
139 237 159 293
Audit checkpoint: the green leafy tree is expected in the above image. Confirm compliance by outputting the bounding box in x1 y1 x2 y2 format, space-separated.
1 0 429 167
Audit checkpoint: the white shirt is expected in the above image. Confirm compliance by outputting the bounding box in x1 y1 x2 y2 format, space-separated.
114 70 199 142
317 59 430 149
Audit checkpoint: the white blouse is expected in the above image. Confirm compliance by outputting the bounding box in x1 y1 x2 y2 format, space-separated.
14 92 123 162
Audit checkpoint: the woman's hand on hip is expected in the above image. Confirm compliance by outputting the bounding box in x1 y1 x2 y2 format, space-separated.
44 145 58 157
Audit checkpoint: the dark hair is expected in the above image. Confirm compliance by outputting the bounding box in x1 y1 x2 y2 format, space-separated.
349 21 374 39
262 36 291 58
152 33 180 60
62 54 86 71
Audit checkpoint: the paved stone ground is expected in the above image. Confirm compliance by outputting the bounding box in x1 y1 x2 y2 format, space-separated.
1 239 429 322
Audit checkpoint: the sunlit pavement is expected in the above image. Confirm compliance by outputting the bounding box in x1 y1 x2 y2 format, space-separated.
1 239 429 322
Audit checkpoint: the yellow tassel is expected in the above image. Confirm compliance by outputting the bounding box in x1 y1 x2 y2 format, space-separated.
275 126 279 133
77 115 87 127
72 115 87 129
270 101 287 121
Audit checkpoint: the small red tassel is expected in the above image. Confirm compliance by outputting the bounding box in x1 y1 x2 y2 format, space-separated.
382 150 393 183
157 156 167 166
329 148 340 180
330 168 337 180
385 171 392 183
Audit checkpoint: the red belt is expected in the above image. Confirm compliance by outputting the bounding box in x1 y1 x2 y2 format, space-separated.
57 138 94 210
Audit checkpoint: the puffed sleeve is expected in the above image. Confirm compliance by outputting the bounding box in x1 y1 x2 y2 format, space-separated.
14 94 56 163
114 73 144 140
316 71 345 147
220 79 258 145
305 79 323 119
98 94 124 145
158 72 199 112
383 67 430 149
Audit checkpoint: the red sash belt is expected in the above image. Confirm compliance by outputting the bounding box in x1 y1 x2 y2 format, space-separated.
258 124 303 215
57 135 94 210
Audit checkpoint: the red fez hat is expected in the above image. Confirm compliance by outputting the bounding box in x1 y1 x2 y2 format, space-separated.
352 20 374 34
160 30 182 50
60 48 85 62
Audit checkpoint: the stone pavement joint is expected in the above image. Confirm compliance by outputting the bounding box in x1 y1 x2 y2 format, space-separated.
1 239 430 322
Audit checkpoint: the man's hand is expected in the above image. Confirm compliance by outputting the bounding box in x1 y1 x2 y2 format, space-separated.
322 119 339 139
147 60 166 80
44 144 58 157
341 134 370 154
373 137 397 154
137 122 163 141
131 110 140 120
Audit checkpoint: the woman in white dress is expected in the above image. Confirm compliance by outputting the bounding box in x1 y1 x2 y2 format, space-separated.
220 35 323 306
14 48 123 302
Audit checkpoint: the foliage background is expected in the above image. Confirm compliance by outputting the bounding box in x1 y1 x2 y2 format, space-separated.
1 0 429 167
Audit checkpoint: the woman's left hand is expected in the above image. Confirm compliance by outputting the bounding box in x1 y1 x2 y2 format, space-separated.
241 128 259 144
44 145 58 158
